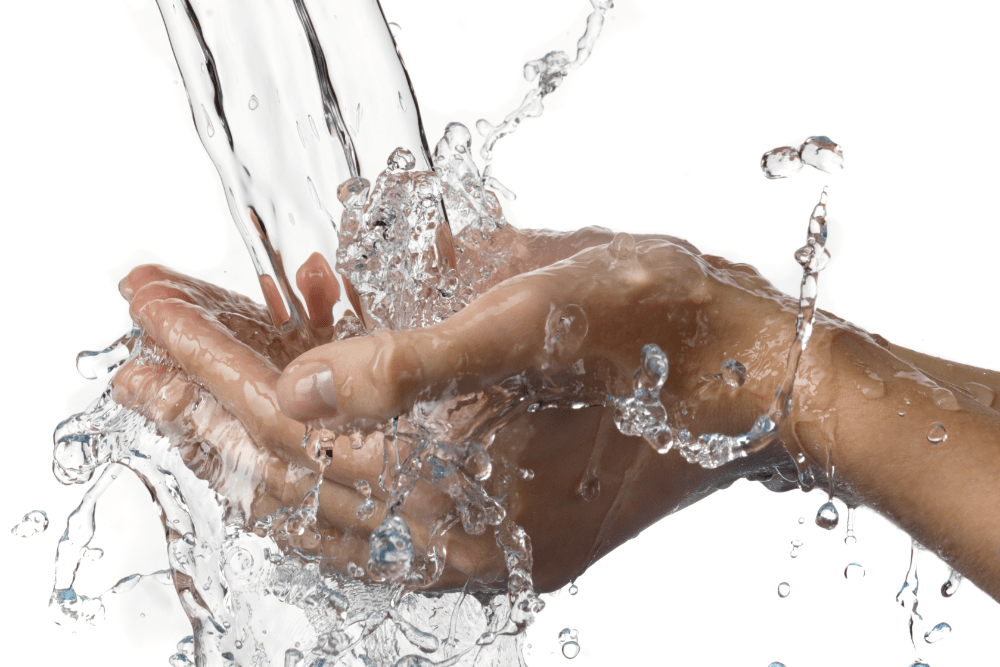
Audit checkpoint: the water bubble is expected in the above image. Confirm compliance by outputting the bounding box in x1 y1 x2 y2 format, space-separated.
569 584 579 595
924 621 952 643
777 582 791 598
844 563 865 580
11 510 48 537
797 517 805 524
356 499 376 521
927 423 948 444
761 146 803 179
248 95 258 110
799 136 844 174
719 359 746 387
367 516 414 582
815 501 839 530
769 663 786 667
387 147 416 172
789 539 803 558
578 474 600 501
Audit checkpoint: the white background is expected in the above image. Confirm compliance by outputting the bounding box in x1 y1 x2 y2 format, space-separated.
2 0 999 665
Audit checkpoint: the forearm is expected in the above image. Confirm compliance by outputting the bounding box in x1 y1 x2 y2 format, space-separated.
790 323 1000 600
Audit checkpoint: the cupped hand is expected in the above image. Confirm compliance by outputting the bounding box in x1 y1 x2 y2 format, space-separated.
112 226 798 593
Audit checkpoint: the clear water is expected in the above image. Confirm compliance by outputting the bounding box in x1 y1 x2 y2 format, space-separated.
11 510 49 538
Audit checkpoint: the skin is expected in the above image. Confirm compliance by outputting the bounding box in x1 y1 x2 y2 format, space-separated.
111 224 1000 600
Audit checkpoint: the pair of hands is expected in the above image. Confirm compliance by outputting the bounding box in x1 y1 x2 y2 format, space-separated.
111 224 796 592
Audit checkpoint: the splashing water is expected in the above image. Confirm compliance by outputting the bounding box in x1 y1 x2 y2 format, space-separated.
11 510 49 538
475 0 614 198
761 136 844 179
924 622 951 644
897 541 926 662
610 187 834 470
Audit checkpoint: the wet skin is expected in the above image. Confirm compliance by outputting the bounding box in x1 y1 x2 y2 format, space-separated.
112 224 1000 599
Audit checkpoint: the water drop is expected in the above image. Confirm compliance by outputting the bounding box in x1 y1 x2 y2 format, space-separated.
761 146 803 179
777 582 790 598
11 510 48 537
799 136 844 174
924 622 951 643
797 517 805 524
517 467 535 480
284 649 304 667
719 359 746 387
815 501 839 530
367 516 414 582
387 147 416 172
844 563 865 580
248 95 258 110
140 612 146 618
569 584 579 595
356 499 375 521
561 642 580 659
941 568 963 597
927 423 947 444
931 386 960 411
789 539 802 559
578 474 600 501
608 232 636 261
768 663 786 667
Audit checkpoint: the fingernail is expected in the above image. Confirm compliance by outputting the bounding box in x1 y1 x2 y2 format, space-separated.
279 362 339 421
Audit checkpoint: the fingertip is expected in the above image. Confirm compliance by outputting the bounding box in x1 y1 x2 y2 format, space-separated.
277 360 340 423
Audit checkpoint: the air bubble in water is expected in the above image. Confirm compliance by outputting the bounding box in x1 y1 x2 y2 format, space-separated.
844 563 865 580
201 104 215 137
927 423 947 444
761 146 803 179
11 510 48 537
924 622 951 644
387 147 416 172
719 359 746 387
367 516 414 582
248 95 258 110
800 136 845 174
777 582 790 598
815 501 839 530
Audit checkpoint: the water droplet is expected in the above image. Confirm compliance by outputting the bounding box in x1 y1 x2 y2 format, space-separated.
356 498 375 521
719 359 746 387
777 582 790 598
789 540 803 558
844 563 865 580
568 584 579 595
815 501 839 530
284 649 304 667
768 663 786 667
931 386 960 411
941 568 963 597
761 146 802 179
899 410 906 417
367 516 414 582
558 629 580 659
927 423 947 444
248 95 258 110
398 91 406 112
387 147 416 172
608 232 636 261
797 516 805 524
517 467 535 480
799 136 844 174
140 612 146 618
924 622 951 643
578 474 600 501
11 510 48 537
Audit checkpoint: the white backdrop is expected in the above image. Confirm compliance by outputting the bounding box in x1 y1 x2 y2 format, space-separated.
2 1 999 665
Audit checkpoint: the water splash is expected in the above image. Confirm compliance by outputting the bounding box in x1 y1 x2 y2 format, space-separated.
476 0 614 196
610 187 834 470
11 510 49 538
924 622 951 644
76 326 141 380
897 541 926 662
761 136 844 179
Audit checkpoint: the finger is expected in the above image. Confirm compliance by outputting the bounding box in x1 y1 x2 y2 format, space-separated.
276 244 642 423
121 264 271 324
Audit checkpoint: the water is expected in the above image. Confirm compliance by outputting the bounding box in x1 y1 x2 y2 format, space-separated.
789 540 802 559
844 563 865 580
815 502 839 530
557 628 580 659
926 423 947 444
844 506 857 545
924 622 951 644
11 510 49 538
761 136 844 179
777 582 790 598
897 542 926 662
610 187 834 471
941 568 963 598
